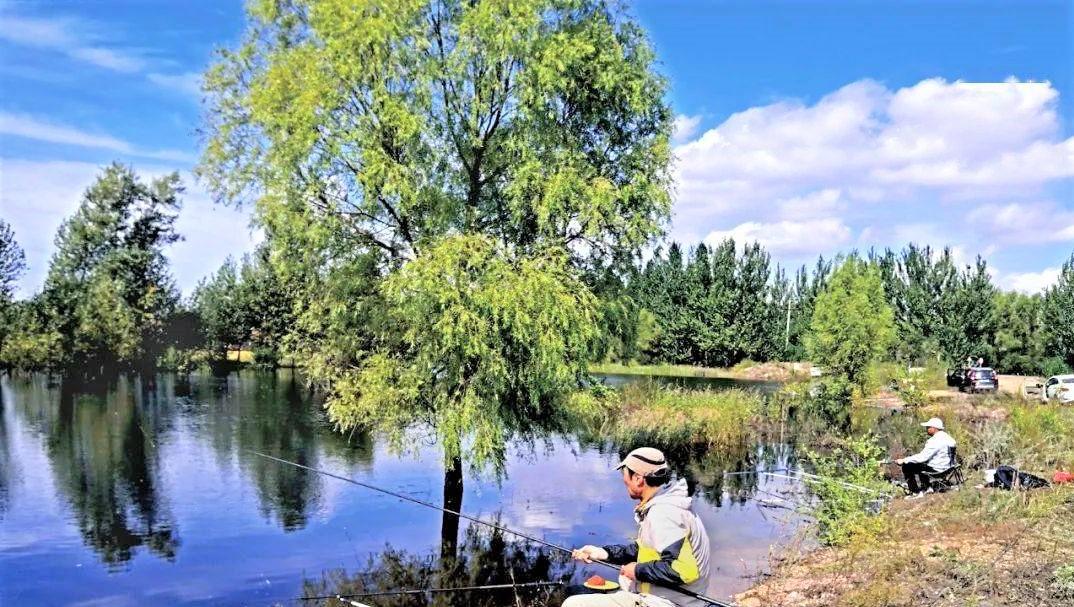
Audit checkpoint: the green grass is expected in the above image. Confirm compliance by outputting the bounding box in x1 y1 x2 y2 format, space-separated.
588 362 737 379
569 382 762 450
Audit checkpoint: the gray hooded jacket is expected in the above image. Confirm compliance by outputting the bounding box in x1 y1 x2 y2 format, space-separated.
602 479 712 607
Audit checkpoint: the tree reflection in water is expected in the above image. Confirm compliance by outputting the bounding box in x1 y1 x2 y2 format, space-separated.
184 369 374 532
33 376 179 568
301 522 571 607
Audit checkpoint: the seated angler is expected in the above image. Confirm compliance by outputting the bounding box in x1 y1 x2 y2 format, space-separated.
895 417 956 499
566 447 712 607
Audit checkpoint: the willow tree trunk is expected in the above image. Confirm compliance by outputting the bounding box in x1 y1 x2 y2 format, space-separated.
440 455 464 564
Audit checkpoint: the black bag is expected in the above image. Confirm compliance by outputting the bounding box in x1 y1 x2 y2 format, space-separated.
993 465 1050 490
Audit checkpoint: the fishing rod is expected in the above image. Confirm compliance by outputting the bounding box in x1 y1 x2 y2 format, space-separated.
252 451 736 607
724 468 894 496
298 581 563 601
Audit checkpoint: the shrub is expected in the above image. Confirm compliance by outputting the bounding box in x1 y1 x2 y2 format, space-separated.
805 434 893 546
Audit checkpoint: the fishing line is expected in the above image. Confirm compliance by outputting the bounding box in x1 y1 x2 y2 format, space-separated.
724 468 894 496
252 451 736 607
298 581 563 601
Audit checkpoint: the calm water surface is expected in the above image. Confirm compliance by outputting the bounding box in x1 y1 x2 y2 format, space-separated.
0 371 805 606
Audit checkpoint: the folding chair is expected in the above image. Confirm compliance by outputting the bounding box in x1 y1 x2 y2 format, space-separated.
922 446 965 492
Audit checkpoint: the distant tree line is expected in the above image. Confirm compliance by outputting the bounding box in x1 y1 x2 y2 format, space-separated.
599 241 1074 376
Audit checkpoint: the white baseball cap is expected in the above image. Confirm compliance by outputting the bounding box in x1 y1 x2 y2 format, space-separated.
920 417 945 430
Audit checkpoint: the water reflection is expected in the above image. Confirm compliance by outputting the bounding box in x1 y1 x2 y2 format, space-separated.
2 371 809 606
302 523 569 607
0 385 14 518
23 376 178 568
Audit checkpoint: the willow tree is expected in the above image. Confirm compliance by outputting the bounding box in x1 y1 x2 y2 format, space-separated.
200 0 672 556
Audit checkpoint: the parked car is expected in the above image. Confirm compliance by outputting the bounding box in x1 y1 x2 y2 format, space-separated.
1042 374 1074 404
959 367 998 393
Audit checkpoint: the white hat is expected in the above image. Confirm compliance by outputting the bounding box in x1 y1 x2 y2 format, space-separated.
616 447 669 477
920 417 945 430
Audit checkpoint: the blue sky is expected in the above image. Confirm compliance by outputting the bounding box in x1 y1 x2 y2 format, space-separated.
1 0 1072 297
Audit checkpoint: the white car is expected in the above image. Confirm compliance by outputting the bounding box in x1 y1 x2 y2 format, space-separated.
1040 374 1074 404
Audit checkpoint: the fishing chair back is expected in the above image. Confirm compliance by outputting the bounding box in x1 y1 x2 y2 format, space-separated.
922 446 965 492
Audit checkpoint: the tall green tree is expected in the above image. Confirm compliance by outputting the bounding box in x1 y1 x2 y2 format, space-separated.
201 0 672 558
191 259 246 359
0 220 28 367
992 291 1046 374
808 258 895 390
39 164 182 374
1043 253 1074 370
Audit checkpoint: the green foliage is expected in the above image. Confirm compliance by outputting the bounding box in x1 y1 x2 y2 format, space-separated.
0 220 28 367
0 300 63 370
324 236 600 473
1053 564 1074 600
992 290 1047 374
192 259 244 356
808 258 895 390
568 381 761 451
190 245 295 364
200 0 672 472
1041 356 1072 377
873 245 997 365
804 377 854 423
1043 254 1074 370
32 164 182 372
805 434 891 546
634 240 795 366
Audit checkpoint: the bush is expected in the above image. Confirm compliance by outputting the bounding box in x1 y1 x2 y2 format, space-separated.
806 377 854 424
805 434 892 546
1042 356 1072 377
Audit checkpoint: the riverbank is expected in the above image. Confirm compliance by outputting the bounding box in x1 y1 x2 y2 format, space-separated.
737 394 1074 607
589 361 808 382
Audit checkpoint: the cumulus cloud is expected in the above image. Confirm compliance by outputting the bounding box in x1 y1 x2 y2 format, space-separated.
672 77 1074 265
999 267 1060 294
672 114 703 145
703 218 852 256
967 202 1074 245
0 112 195 162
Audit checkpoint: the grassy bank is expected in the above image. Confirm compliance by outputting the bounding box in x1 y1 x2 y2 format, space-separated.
569 382 763 450
739 396 1074 607
588 362 739 379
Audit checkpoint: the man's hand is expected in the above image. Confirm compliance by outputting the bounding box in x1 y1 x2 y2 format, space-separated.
570 545 609 563
620 562 637 581
895 458 904 465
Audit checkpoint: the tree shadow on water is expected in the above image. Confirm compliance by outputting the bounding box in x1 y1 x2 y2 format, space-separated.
300 522 572 607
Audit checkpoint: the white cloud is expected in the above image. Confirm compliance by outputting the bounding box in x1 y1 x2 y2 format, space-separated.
673 78 1074 224
147 72 203 98
703 218 852 256
0 112 196 163
0 158 258 298
672 114 703 145
0 14 146 73
999 267 1060 294
0 112 132 152
967 202 1074 245
672 77 1074 272
778 188 844 220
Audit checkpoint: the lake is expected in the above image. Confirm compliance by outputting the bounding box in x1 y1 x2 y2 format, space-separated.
0 371 807 606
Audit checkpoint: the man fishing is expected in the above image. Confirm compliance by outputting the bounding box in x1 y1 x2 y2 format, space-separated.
566 447 712 607
895 417 957 499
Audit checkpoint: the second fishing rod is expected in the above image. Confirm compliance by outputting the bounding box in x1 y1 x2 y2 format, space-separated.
252 451 736 607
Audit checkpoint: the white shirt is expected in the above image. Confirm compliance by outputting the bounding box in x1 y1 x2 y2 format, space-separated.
903 430 956 471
